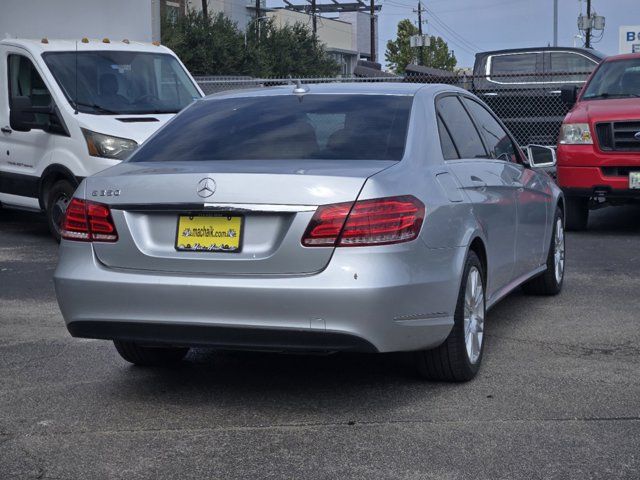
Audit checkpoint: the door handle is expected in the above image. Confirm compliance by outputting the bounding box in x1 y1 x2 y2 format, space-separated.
1 126 11 134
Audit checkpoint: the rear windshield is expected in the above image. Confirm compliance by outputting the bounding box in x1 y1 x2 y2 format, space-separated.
129 94 413 162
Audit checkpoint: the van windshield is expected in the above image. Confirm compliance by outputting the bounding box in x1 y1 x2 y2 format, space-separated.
128 94 413 162
43 51 201 115
582 58 640 100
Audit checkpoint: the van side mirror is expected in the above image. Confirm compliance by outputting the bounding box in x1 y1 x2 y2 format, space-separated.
560 85 578 107
526 145 557 168
9 96 68 136
9 96 36 132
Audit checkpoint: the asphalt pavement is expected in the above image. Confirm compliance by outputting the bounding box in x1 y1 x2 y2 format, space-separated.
1 205 639 479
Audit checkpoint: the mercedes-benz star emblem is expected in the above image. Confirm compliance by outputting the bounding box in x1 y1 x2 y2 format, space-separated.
196 178 216 198
635 131 640 141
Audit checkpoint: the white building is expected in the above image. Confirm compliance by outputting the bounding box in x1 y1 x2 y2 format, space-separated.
267 9 359 75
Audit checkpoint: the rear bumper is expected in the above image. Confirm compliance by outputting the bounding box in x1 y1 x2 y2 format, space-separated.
54 241 465 353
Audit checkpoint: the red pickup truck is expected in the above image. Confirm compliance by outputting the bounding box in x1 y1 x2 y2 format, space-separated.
557 53 640 230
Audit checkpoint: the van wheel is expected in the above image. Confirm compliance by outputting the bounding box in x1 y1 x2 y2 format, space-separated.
565 197 589 231
113 340 189 367
416 251 485 382
46 179 75 242
523 208 565 296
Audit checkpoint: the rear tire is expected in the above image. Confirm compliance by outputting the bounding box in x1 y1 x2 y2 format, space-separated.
416 251 485 382
46 179 75 242
565 197 589 231
522 207 565 296
113 340 189 367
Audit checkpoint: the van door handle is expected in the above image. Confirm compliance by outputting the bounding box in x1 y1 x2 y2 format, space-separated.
1 126 11 134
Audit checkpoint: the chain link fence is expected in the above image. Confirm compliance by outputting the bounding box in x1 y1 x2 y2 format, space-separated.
195 71 588 147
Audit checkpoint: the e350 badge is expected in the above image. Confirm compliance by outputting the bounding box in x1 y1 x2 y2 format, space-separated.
91 189 121 197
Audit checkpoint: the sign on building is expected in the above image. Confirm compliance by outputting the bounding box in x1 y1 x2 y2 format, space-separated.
619 26 640 54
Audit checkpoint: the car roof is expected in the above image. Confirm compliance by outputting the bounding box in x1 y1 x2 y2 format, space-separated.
202 82 456 100
602 52 640 62
0 38 173 55
476 46 607 59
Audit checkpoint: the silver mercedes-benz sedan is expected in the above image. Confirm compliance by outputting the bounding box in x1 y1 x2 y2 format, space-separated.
54 83 565 381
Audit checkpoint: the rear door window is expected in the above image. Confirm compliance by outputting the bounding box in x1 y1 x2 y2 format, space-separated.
436 96 487 159
436 115 459 160
130 94 414 162
490 53 541 83
548 52 598 82
461 97 518 162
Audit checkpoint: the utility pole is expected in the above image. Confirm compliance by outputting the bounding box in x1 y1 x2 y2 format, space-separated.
201 0 208 21
553 0 558 46
370 0 376 62
311 0 317 35
417 1 424 65
255 0 261 38
585 0 592 48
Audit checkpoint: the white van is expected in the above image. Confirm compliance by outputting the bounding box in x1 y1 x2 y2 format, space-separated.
0 38 203 239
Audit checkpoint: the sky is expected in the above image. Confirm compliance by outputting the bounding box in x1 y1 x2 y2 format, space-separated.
273 0 640 69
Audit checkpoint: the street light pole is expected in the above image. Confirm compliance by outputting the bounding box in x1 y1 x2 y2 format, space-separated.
417 1 424 65
585 0 592 48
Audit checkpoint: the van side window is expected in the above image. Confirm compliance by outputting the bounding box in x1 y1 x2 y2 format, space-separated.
8 55 52 123
436 96 487 159
437 115 459 160
461 97 518 162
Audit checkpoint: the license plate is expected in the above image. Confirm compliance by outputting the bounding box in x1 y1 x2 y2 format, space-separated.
175 214 242 252
630 172 640 189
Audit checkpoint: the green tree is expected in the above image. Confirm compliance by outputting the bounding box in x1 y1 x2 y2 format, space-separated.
385 19 456 74
161 10 248 76
247 20 340 77
162 11 339 78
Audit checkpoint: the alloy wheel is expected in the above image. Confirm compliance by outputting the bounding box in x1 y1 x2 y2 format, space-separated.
463 266 485 364
554 218 565 284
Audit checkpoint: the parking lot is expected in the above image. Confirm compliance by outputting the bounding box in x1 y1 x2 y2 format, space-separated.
1 206 639 479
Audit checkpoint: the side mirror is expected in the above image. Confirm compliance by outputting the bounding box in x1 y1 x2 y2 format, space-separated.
9 96 36 132
527 144 557 168
560 85 578 107
9 96 68 136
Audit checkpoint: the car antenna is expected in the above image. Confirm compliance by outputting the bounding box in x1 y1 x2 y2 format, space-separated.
293 79 309 95
74 39 78 115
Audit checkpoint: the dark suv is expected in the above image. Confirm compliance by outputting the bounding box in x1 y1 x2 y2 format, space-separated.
472 47 606 146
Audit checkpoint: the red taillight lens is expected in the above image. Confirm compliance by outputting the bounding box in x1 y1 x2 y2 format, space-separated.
60 198 118 242
302 195 424 247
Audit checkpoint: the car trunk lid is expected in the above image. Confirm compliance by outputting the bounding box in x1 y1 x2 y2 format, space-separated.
87 160 394 275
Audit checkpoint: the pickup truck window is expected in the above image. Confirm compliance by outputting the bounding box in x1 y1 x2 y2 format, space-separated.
582 58 640 100
490 53 540 83
548 52 597 82
461 97 518 162
437 96 487 159
8 54 52 124
43 51 201 115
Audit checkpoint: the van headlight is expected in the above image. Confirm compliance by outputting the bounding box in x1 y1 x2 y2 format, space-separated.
82 128 138 160
559 123 593 145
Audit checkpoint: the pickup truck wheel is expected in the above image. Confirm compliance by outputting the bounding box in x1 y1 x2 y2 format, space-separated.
416 251 485 382
523 208 565 295
113 340 189 367
46 179 75 242
565 197 589 231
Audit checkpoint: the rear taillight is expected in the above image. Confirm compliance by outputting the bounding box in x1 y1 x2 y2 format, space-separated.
60 198 118 242
302 195 424 247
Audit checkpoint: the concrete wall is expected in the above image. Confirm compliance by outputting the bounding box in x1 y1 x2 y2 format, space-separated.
0 0 157 42
267 9 353 53
186 0 257 31
338 11 376 60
